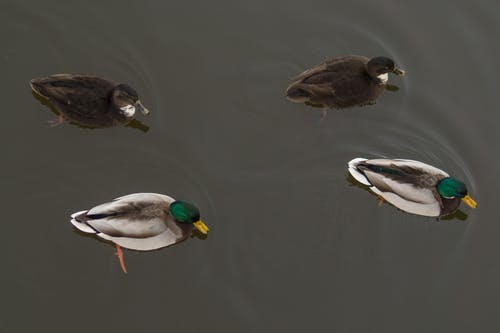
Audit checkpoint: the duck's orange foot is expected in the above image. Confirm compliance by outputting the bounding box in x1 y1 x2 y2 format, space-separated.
114 244 127 274
48 113 64 127
377 196 385 207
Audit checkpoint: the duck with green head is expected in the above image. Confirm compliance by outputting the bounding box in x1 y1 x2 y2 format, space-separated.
347 158 477 217
71 193 209 273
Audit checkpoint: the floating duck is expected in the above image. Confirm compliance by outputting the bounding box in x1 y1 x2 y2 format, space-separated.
286 55 405 109
30 74 149 128
348 158 477 217
70 193 209 273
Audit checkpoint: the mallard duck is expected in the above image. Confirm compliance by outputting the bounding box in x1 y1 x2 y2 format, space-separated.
286 55 405 109
70 193 209 273
348 158 477 217
30 74 150 128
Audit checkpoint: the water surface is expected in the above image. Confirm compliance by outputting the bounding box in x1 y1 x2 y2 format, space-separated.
1 0 499 332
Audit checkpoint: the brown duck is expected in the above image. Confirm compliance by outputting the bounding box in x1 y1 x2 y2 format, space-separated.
30 74 149 128
286 55 405 109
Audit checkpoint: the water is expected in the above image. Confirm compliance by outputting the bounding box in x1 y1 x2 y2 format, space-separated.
1 0 499 332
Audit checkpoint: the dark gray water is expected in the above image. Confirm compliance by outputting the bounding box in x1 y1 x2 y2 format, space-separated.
2 0 499 332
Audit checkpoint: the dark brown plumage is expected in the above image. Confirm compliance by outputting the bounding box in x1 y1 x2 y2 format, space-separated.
286 55 405 109
30 74 149 128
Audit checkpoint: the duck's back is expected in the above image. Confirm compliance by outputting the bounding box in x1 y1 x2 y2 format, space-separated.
30 74 124 127
292 55 368 83
287 55 383 108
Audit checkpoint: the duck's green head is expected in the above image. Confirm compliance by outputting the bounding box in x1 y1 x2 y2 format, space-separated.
437 177 477 208
169 201 209 234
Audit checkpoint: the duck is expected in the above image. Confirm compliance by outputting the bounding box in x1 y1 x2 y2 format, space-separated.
347 158 477 217
70 193 209 273
30 74 150 128
285 55 405 109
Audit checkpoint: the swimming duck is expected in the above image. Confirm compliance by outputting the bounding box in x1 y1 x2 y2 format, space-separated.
30 74 149 128
286 55 405 109
348 158 477 217
70 193 209 273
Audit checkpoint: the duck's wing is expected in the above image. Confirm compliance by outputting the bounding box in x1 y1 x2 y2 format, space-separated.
290 55 369 84
285 81 335 103
348 158 449 217
30 74 117 115
70 193 190 251
286 56 371 105
30 74 117 101
82 193 175 237
87 193 175 218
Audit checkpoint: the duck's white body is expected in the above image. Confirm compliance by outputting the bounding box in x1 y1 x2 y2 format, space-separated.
71 193 194 251
347 158 458 217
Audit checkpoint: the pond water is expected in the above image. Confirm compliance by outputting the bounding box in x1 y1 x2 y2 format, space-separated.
1 0 499 332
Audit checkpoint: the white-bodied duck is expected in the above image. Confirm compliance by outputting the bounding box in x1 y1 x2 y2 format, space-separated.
348 158 477 217
71 193 209 273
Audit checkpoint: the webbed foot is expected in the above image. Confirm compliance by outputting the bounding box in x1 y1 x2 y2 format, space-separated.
115 244 127 274
48 114 64 127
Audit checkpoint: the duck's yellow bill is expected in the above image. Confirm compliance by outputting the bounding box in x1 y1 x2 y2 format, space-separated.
193 220 209 234
462 195 477 208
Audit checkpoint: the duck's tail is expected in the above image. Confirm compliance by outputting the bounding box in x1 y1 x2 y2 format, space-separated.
29 77 55 100
29 78 43 94
347 158 372 186
285 83 314 103
70 210 97 234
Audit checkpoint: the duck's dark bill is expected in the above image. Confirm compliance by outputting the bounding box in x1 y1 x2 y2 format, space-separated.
193 220 209 234
392 68 405 76
136 101 150 115
461 195 477 208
